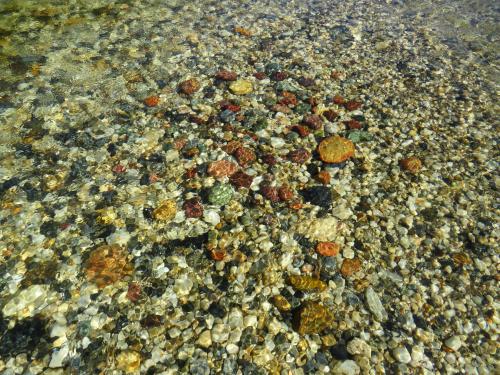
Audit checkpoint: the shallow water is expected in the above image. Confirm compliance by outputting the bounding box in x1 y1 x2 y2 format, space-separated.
0 0 498 374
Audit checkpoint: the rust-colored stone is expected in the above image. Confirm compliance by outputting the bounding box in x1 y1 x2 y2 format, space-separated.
400 156 422 174
230 170 253 189
340 258 361 277
85 245 133 289
332 95 345 105
234 26 252 36
144 95 160 107
344 100 362 111
260 185 280 202
323 110 339 122
316 242 340 257
345 119 362 129
207 160 238 178
290 125 310 138
279 91 298 107
183 197 204 218
234 147 256 167
261 153 277 166
253 72 266 80
303 114 323 130
178 78 200 95
316 170 331 185
288 148 310 164
127 282 141 302
215 70 237 81
278 185 294 201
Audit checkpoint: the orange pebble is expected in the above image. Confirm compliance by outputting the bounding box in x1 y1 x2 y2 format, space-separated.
316 242 339 257
144 95 160 107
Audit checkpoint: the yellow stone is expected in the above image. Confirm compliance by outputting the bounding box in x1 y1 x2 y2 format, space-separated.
229 80 253 95
116 350 141 373
288 274 327 292
318 136 355 163
153 199 177 221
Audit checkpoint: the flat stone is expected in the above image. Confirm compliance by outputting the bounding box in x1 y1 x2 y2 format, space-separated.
229 80 253 95
318 136 355 163
365 287 388 322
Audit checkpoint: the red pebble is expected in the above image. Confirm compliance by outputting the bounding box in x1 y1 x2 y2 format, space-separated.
261 153 277 166
112 164 126 173
183 197 204 218
332 95 345 105
345 119 362 129
290 125 310 138
272 71 288 81
234 147 256 167
279 91 298 107
215 70 237 81
344 100 362 111
253 72 266 80
207 160 238 178
260 185 280 202
323 110 339 122
144 95 160 107
278 185 294 201
127 283 141 303
302 114 323 130
185 167 197 179
230 170 254 189
288 148 310 164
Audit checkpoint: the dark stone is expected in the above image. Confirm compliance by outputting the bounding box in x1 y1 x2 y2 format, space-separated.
0 316 47 357
330 343 352 360
40 221 58 238
300 186 332 208
140 174 150 185
0 177 20 194
414 315 428 329
107 143 117 156
208 302 226 318
101 190 117 205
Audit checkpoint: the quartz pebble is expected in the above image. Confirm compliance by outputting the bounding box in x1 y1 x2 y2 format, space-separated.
365 287 388 322
393 346 412 364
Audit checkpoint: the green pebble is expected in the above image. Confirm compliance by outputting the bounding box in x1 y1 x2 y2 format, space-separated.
295 103 311 114
348 130 373 143
208 183 234 206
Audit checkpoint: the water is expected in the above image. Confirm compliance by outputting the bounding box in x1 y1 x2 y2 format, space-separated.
0 0 497 374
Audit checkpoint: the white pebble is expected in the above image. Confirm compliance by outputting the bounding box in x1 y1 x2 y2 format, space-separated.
365 287 388 322
393 346 411 364
332 360 360 375
226 343 239 354
444 336 462 352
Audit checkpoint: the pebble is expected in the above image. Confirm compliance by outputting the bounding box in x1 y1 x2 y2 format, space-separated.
116 350 141 373
340 258 361 277
400 156 423 174
332 360 361 375
294 301 333 335
196 330 212 348
2 285 51 319
207 160 238 178
393 346 412 364
318 136 355 163
444 336 462 352
208 183 234 206
347 338 371 357
316 242 340 256
365 287 388 322
179 78 201 95
229 80 253 95
153 199 177 221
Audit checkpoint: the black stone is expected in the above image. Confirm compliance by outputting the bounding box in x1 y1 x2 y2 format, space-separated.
208 302 226 318
300 186 332 208
40 221 58 238
330 343 352 360
140 174 150 185
0 316 47 357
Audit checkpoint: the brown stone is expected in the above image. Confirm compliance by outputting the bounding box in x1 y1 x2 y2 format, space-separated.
178 78 200 95
400 156 422 174
316 170 331 185
288 148 310 164
234 147 256 167
278 185 294 201
288 275 327 292
85 245 133 289
316 242 340 257
207 160 238 178
215 70 237 81
303 114 323 130
230 171 253 189
183 197 204 218
340 258 361 277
